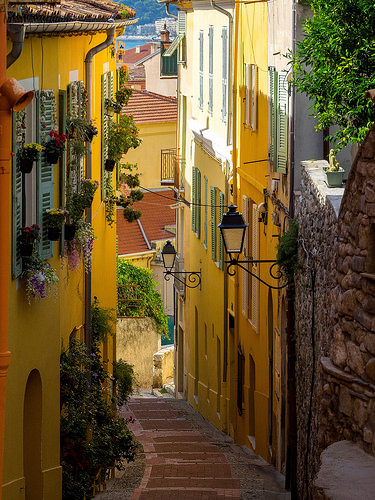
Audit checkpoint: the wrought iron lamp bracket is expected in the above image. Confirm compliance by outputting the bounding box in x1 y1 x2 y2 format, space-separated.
163 270 202 290
225 258 288 290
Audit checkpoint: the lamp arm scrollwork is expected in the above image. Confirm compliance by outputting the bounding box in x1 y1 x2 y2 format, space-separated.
163 270 201 289
225 259 288 290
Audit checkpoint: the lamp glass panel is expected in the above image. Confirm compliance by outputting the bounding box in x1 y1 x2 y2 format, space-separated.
163 252 176 269
222 227 245 254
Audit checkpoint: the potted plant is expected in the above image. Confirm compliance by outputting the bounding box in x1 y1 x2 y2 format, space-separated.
81 179 99 207
106 115 142 171
19 224 41 258
17 143 44 173
23 253 59 303
43 130 67 164
105 98 122 117
45 208 68 240
323 150 345 187
115 87 132 106
84 121 98 143
64 223 76 241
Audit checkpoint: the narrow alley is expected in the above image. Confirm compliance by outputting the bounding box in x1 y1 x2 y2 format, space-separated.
97 392 290 499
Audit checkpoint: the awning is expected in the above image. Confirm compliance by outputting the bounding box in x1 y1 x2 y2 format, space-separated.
163 34 184 57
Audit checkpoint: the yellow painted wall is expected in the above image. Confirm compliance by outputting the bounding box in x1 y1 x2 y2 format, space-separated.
121 121 177 189
4 29 120 499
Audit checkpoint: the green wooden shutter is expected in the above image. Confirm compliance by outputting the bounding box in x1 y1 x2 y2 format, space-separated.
277 71 288 174
191 166 197 233
269 67 277 171
59 90 67 254
204 176 208 247
208 26 214 114
36 90 54 259
178 11 187 64
221 27 228 122
210 186 217 262
196 169 201 239
219 191 224 270
12 112 23 278
101 74 108 199
199 31 204 109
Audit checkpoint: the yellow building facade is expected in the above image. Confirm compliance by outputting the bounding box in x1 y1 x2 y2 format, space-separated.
3 7 136 498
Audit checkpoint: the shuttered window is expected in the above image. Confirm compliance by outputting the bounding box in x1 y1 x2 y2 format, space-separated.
244 63 258 130
101 72 113 199
199 31 204 110
221 27 228 122
241 196 249 318
204 176 208 248
196 169 201 239
208 26 214 114
12 112 24 278
269 67 288 174
210 186 217 262
59 90 67 254
219 191 224 270
250 203 259 330
178 10 187 64
192 166 197 233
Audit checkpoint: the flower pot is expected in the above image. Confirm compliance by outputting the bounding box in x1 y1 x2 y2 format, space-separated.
19 159 34 174
105 159 116 172
323 168 344 188
19 241 34 258
46 150 60 164
85 131 95 143
47 226 61 241
106 106 115 117
64 224 76 241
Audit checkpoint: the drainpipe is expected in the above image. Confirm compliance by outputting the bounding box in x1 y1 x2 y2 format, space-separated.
6 24 25 68
164 2 178 20
84 26 115 353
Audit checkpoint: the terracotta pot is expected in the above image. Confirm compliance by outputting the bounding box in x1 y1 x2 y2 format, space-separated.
46 150 60 164
47 226 61 241
64 224 76 241
19 159 34 174
105 159 116 172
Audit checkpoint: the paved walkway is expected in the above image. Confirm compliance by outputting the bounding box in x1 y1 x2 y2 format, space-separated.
97 391 290 500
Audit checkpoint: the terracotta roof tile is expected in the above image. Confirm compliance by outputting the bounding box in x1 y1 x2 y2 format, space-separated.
117 190 176 256
8 0 136 23
123 89 177 124
123 44 153 65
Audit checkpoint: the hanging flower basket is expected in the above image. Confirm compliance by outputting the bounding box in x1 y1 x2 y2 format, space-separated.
46 150 60 164
19 224 40 257
64 224 76 241
48 227 61 241
19 159 35 174
105 159 116 172
20 242 34 258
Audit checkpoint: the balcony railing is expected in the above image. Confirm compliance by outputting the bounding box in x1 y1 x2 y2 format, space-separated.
117 284 142 316
174 156 185 192
161 148 176 185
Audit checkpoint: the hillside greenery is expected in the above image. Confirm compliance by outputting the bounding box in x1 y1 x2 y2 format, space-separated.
117 0 177 25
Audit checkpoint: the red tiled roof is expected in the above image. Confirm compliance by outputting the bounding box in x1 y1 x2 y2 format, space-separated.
8 0 136 23
123 89 177 124
123 44 153 65
117 190 176 256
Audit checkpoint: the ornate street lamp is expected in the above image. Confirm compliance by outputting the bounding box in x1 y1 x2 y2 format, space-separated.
161 241 201 290
218 205 287 289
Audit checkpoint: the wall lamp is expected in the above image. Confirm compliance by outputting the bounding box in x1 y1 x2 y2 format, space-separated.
218 205 287 290
161 241 202 289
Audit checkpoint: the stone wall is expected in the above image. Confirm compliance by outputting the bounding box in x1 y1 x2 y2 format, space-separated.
117 317 161 389
153 345 174 388
295 161 344 498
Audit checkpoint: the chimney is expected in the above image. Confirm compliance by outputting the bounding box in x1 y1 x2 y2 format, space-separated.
160 24 170 43
136 45 141 53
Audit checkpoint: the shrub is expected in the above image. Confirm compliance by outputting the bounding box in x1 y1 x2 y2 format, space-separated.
113 359 137 405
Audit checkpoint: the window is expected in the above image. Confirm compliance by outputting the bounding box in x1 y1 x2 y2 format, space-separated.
199 30 204 109
162 11 186 64
191 166 201 238
269 67 288 173
210 186 217 262
101 72 113 199
208 26 214 114
161 40 178 76
244 63 258 130
204 176 208 247
221 27 228 122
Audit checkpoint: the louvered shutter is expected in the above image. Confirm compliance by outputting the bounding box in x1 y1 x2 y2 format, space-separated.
12 112 23 278
178 11 187 64
245 64 250 126
210 186 217 262
196 169 201 239
221 27 228 122
191 166 197 233
269 67 277 171
204 176 208 247
59 90 67 254
101 74 108 199
250 64 258 131
242 196 249 318
219 191 224 270
208 26 214 114
250 203 259 330
277 71 288 174
36 90 54 259
199 31 204 109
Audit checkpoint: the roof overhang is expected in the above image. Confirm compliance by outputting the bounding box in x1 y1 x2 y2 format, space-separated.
9 18 138 35
189 118 232 165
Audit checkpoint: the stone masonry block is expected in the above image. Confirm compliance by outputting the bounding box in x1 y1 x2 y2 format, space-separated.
365 203 375 217
354 307 374 332
347 340 365 375
365 333 375 355
365 186 375 203
339 385 352 417
351 256 366 273
365 358 375 382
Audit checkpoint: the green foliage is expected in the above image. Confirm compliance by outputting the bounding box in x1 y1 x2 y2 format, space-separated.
289 0 375 151
107 114 142 160
115 0 175 25
61 337 137 499
113 359 137 405
118 260 169 336
276 219 299 282
92 297 116 342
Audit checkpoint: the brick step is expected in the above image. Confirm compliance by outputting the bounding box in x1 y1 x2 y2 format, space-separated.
150 463 232 478
145 478 240 489
133 489 240 499
146 452 228 464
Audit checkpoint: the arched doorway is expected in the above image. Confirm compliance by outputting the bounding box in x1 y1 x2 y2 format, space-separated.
23 369 43 500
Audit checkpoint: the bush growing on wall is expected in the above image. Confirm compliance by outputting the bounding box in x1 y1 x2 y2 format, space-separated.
118 259 168 336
